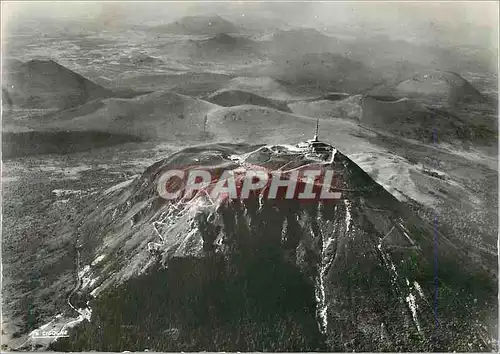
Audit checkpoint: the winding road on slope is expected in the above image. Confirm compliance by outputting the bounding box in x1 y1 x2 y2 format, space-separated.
14 234 85 350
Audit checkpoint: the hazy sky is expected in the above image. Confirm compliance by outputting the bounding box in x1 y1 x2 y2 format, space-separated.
2 1 498 48
3 1 497 24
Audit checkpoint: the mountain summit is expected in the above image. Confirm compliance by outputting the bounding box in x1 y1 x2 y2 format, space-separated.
51 142 496 352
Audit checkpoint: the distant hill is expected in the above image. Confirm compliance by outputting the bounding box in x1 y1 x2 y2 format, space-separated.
288 95 363 119
37 91 218 140
224 76 298 100
264 52 383 94
127 52 165 67
394 70 484 106
360 96 495 144
2 131 141 158
165 33 260 61
202 32 258 51
263 28 347 56
313 92 351 101
2 59 112 109
111 72 234 97
23 91 347 145
154 15 239 35
2 88 14 109
206 89 291 112
230 15 292 35
205 105 333 143
1 58 23 72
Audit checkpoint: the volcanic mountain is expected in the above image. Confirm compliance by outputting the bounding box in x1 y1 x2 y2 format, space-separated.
47 143 496 352
264 53 383 94
288 93 495 145
1 58 23 72
37 91 218 140
24 92 348 145
224 76 298 100
263 28 347 57
155 15 240 35
204 32 253 46
289 95 363 119
206 89 291 112
359 96 496 144
111 72 233 96
166 33 260 61
2 59 113 109
394 70 484 106
127 52 165 67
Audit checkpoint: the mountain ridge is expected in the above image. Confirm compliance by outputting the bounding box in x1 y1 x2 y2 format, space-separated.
47 142 496 352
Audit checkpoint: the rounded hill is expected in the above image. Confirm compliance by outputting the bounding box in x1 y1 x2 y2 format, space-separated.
165 33 260 61
2 59 112 109
265 52 382 94
224 76 297 100
263 28 347 56
206 89 291 112
359 95 494 143
154 15 239 35
40 91 218 140
288 95 363 119
395 70 484 106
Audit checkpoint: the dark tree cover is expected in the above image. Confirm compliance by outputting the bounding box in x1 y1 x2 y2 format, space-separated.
50 248 326 352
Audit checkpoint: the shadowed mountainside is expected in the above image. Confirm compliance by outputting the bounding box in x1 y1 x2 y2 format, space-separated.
17 92 336 144
111 72 234 96
1 59 150 110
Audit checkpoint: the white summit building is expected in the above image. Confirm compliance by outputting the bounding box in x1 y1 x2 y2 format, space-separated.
229 118 335 164
296 118 334 155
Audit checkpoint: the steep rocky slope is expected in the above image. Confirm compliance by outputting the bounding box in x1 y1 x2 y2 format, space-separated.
49 143 496 352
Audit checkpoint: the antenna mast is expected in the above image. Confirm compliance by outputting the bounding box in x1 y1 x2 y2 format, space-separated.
314 118 319 141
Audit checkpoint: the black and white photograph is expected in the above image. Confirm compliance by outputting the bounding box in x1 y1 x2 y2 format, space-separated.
1 1 498 352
